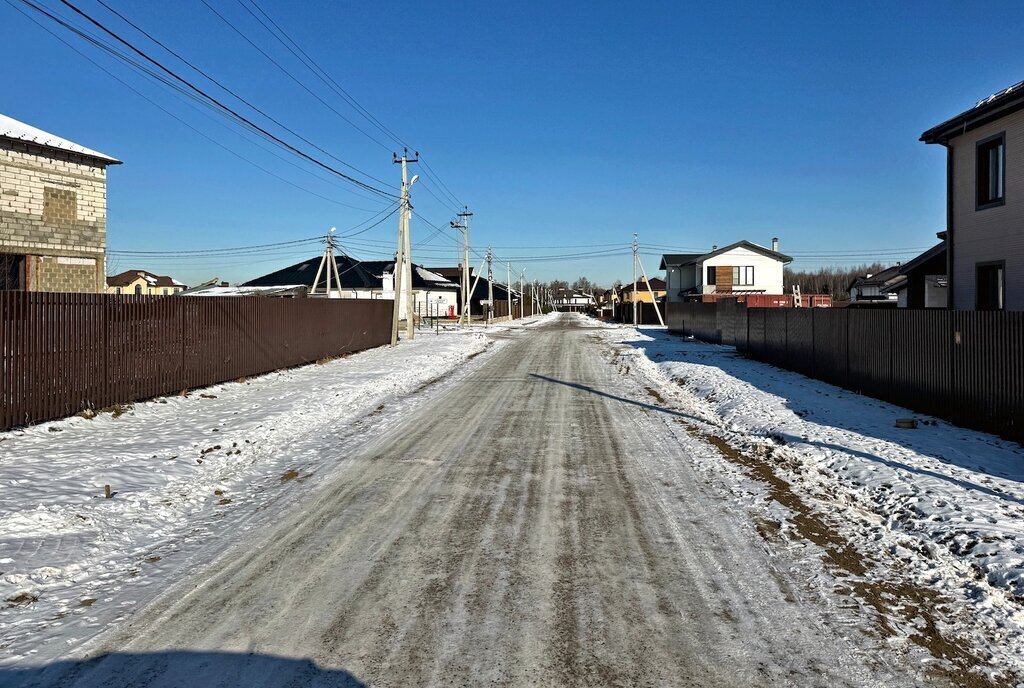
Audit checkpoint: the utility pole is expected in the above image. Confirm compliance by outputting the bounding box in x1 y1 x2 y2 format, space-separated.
632 232 639 327
520 269 526 319
486 246 494 326
635 242 666 327
390 148 419 346
310 227 343 297
506 262 512 322
451 206 472 326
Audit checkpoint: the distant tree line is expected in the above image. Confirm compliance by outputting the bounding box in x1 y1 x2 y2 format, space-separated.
783 262 889 301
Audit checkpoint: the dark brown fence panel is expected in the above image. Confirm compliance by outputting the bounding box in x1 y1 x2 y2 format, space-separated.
808 310 847 389
785 309 815 377
0 293 392 431
890 309 951 417
763 310 788 362
952 311 1024 440
668 300 1024 444
847 310 893 400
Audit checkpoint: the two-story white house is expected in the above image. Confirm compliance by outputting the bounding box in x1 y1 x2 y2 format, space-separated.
921 79 1024 310
659 239 791 302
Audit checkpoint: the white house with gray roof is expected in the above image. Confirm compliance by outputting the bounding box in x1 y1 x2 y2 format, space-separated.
660 239 792 302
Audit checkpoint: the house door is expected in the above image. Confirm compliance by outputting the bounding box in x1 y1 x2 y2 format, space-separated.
976 261 1004 310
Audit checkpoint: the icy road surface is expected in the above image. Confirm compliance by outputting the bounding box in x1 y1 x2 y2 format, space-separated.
4 313 1018 687
3 313 974 688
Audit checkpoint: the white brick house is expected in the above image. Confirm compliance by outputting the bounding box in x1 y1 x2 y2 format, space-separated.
0 113 120 292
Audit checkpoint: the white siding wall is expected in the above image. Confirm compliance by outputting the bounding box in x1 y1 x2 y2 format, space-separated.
949 107 1024 310
698 246 785 294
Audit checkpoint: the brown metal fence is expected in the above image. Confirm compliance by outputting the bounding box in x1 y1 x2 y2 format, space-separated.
0 292 392 430
666 300 1024 443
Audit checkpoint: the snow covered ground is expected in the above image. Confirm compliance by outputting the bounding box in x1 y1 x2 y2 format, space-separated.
596 321 1024 683
0 318 548 665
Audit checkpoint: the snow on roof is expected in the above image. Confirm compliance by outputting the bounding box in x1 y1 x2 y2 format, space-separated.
0 113 121 164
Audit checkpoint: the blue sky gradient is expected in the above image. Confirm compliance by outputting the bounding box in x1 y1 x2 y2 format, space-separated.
3 0 1022 285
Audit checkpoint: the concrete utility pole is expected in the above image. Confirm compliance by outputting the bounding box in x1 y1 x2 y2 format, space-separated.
451 207 473 326
310 227 343 297
632 232 639 327
391 149 419 346
486 246 494 326
636 249 666 327
520 269 526 319
506 262 512 322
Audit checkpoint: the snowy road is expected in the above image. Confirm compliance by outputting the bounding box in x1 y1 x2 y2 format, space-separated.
3 313 963 688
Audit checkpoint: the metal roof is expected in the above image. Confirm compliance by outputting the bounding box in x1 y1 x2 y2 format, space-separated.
659 241 792 269
920 79 1024 144
0 113 121 164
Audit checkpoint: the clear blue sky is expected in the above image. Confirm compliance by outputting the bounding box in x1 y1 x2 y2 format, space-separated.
3 0 1022 286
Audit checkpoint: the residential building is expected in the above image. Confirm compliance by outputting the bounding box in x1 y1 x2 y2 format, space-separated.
847 264 902 305
1 113 121 292
920 79 1024 310
660 239 791 302
619 277 666 304
243 255 459 317
882 241 948 309
551 289 595 312
106 269 187 296
428 266 518 317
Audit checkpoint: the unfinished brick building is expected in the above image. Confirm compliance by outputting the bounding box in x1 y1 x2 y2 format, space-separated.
0 113 121 293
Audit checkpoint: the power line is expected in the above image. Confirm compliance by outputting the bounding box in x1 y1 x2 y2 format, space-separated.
93 0 395 194
6 0 389 212
34 0 397 200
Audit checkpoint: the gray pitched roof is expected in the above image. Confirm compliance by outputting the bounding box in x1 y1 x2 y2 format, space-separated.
659 241 791 269
0 113 121 164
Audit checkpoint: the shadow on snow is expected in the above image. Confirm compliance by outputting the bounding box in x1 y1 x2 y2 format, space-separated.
0 650 365 688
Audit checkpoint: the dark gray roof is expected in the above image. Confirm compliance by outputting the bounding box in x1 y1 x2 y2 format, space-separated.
848 263 904 291
243 255 457 291
660 241 791 269
897 242 946 276
921 79 1024 144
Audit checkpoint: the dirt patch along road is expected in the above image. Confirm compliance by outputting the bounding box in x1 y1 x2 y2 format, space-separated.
36 315 931 687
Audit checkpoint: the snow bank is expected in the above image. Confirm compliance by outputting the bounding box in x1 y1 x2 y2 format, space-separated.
0 324 520 664
594 321 1024 679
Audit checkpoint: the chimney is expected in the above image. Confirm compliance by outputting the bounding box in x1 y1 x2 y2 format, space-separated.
772 237 779 252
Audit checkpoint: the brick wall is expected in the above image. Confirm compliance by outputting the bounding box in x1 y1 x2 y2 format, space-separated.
0 138 111 292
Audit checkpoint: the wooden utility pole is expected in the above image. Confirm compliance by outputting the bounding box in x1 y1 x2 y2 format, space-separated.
506 262 512 322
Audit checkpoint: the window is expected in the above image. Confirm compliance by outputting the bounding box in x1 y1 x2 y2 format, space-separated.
976 262 1005 310
976 133 1005 209
0 254 25 290
115 287 121 294
706 266 715 284
732 266 754 286
163 288 169 295
134 284 142 295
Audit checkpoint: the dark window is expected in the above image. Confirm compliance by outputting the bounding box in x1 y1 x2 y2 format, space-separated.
732 266 754 286
976 133 1005 209
976 262 1004 310
706 266 716 284
0 254 26 290
134 284 142 295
